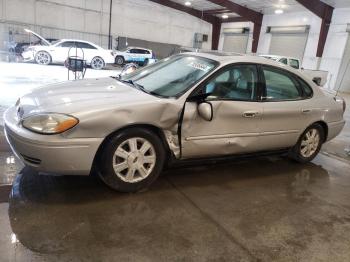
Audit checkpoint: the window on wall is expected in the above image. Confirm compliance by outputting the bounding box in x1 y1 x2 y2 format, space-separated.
289 59 300 69
205 65 258 101
263 66 302 101
279 58 288 65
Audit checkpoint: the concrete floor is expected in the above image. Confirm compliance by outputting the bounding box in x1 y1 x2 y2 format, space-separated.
0 63 350 261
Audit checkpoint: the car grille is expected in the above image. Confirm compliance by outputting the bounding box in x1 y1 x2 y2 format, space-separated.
20 154 41 166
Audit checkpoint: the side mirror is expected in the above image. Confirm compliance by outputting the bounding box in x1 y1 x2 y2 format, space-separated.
119 63 138 77
198 102 213 121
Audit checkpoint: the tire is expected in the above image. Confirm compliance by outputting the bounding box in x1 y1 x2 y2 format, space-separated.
143 58 149 66
115 56 124 66
35 51 51 65
97 128 166 192
91 56 105 70
289 123 325 163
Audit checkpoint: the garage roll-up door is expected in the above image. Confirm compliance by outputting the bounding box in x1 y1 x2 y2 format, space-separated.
222 28 249 53
268 26 309 61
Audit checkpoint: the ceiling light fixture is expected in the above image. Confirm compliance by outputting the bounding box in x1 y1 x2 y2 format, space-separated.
184 1 191 6
275 9 284 14
222 14 229 19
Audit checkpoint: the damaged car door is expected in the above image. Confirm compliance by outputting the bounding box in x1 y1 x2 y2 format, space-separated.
181 64 263 158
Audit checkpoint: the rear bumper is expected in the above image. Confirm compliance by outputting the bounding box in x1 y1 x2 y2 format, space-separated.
326 120 345 141
4 107 103 175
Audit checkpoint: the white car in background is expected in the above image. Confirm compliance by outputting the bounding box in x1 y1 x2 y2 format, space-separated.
114 47 154 66
260 55 329 87
22 29 115 70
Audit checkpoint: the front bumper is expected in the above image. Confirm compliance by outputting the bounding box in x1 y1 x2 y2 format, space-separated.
21 51 35 62
4 107 103 175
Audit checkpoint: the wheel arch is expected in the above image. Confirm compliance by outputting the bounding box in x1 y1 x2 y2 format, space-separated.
92 124 172 171
35 50 52 60
91 56 105 63
115 55 125 64
308 120 328 143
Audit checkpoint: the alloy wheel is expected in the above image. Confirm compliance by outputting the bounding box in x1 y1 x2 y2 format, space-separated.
116 57 124 65
300 128 320 158
113 137 156 183
91 57 104 69
36 51 50 65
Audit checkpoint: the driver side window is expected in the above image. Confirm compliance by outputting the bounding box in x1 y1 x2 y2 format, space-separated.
205 65 258 101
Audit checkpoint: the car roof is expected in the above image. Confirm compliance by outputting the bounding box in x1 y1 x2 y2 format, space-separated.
260 54 299 61
186 51 308 78
58 39 101 47
126 46 152 51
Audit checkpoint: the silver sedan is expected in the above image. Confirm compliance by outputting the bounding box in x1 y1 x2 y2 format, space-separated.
4 53 346 192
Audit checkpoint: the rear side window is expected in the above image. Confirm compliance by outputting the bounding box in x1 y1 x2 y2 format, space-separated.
290 59 300 69
262 66 302 101
60 41 76 47
298 78 313 98
76 42 97 49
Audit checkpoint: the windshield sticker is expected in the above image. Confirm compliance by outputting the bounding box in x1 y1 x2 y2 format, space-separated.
187 62 211 72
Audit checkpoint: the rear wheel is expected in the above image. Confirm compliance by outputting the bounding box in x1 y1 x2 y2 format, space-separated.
289 124 324 163
35 51 51 65
91 56 105 70
97 128 166 192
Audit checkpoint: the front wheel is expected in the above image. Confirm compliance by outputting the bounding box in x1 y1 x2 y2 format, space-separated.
289 124 324 163
97 128 166 192
115 56 124 66
91 56 105 70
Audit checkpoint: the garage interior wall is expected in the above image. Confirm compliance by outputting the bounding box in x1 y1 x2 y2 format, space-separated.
258 11 321 70
319 8 350 92
268 30 309 61
336 33 350 93
222 33 249 53
0 0 212 51
218 22 253 54
257 9 350 91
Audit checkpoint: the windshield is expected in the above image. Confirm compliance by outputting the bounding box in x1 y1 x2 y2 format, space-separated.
51 40 61 45
121 55 218 97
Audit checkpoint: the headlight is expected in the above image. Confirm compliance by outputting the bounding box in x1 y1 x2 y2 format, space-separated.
22 113 79 134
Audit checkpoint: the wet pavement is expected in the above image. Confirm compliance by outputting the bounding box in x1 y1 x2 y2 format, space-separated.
0 63 349 261
0 154 350 261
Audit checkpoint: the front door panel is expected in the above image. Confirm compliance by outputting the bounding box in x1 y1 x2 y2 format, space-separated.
181 100 262 158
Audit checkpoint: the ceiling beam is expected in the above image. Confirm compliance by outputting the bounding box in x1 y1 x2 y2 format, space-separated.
206 0 262 24
207 0 263 53
221 17 249 23
295 0 334 57
204 8 231 15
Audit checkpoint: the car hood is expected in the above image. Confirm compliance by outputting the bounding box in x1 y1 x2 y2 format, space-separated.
18 77 159 117
24 28 51 46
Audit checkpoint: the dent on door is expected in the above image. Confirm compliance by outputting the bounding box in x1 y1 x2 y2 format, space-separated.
180 100 262 159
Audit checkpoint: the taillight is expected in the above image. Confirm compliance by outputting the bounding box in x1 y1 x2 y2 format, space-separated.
334 96 346 113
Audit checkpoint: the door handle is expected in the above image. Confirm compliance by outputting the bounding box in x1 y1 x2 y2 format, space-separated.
243 111 259 118
302 109 311 113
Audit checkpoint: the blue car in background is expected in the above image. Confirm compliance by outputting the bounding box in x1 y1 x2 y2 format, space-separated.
114 47 154 66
